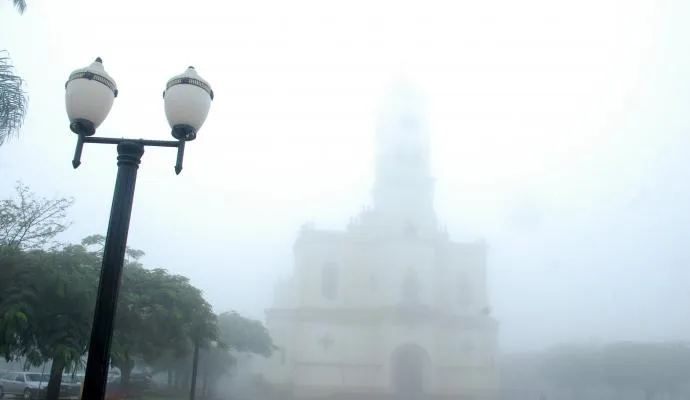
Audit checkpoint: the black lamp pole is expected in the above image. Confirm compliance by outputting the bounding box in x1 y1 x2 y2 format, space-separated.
76 131 188 400
66 58 212 400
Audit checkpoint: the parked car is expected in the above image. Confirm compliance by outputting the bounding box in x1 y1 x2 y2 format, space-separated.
61 374 83 399
129 372 153 390
106 371 152 391
0 371 79 400
0 371 49 399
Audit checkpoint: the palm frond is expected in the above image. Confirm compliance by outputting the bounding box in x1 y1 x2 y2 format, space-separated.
0 51 28 145
12 0 26 14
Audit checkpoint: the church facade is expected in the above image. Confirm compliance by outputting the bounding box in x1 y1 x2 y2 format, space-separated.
254 89 499 400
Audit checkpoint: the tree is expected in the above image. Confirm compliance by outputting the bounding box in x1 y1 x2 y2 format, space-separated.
197 344 235 398
217 311 274 357
0 247 42 361
2 0 28 145
111 266 218 392
193 311 274 397
0 244 100 400
539 342 690 400
539 344 601 399
0 52 27 146
1 225 229 398
80 233 145 268
31 247 99 400
599 342 690 400
150 311 274 398
0 182 73 250
10 0 26 13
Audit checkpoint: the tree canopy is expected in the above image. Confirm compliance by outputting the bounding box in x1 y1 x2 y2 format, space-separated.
0 182 73 250
0 183 275 399
540 342 690 399
217 311 274 357
10 0 26 13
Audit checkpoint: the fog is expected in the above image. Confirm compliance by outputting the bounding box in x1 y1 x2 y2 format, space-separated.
2 0 690 361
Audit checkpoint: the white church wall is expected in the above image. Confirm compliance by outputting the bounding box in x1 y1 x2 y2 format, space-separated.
272 277 297 308
291 320 384 391
435 366 498 395
441 241 489 316
293 231 348 308
338 241 376 308
261 313 295 385
371 241 436 307
291 321 380 365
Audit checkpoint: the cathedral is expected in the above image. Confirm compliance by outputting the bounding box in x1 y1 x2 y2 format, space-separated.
253 87 499 400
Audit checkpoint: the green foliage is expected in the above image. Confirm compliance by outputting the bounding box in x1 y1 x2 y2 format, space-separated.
0 247 40 360
0 244 100 399
146 311 274 397
0 236 226 398
2 1 28 144
80 234 144 268
0 189 275 398
0 51 27 145
11 0 26 14
598 342 690 396
110 265 218 387
217 311 274 357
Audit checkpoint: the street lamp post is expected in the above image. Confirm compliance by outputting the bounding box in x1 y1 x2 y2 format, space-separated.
65 58 214 400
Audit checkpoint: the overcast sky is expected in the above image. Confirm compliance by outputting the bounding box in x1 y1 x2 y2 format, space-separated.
2 0 690 351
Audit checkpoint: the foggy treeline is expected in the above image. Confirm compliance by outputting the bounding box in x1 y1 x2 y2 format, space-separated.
501 342 690 400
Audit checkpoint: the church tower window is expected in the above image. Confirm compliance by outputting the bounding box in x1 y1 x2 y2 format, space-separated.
322 263 338 300
319 332 334 351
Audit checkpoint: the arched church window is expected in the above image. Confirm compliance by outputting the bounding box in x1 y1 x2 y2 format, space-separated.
404 222 418 238
457 273 472 306
321 263 338 300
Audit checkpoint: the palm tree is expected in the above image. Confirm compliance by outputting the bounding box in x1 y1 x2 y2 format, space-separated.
11 0 26 13
0 0 28 146
0 52 27 146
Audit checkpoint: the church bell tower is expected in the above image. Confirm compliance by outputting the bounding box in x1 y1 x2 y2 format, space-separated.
372 85 437 234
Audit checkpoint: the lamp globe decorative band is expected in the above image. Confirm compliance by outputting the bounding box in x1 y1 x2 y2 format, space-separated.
163 66 214 141
65 57 118 136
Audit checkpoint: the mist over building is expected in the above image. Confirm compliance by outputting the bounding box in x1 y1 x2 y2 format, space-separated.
250 87 500 400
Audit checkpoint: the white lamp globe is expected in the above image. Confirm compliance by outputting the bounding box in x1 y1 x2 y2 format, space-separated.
163 66 214 141
65 57 118 136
